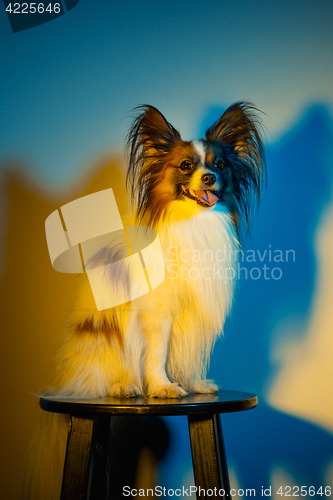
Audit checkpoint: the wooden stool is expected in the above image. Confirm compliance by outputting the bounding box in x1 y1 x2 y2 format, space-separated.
40 390 257 500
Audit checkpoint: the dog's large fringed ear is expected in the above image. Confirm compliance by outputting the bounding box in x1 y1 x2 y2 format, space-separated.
126 105 181 221
205 101 266 229
129 105 181 151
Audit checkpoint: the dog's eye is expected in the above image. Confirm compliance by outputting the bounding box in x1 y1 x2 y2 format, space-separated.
214 159 224 169
180 161 193 171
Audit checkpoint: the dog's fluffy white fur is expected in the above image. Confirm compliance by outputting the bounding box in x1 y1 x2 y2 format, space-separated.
50 201 238 399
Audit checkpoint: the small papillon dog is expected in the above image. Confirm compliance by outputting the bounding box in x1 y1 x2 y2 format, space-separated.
22 102 265 498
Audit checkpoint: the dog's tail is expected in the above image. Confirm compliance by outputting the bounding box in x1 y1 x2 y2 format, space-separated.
21 410 69 500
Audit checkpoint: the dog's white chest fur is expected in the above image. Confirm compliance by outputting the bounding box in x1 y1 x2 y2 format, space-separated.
125 204 239 395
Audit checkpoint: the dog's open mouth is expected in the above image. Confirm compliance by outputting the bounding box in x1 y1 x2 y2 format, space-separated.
180 185 220 207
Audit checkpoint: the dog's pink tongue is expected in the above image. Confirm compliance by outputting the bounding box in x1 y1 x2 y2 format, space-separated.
195 190 219 206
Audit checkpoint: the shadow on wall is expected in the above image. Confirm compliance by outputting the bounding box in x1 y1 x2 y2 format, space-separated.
215 103 333 393
221 104 333 492
159 104 333 492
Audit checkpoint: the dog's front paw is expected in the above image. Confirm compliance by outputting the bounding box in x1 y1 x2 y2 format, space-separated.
188 379 219 394
109 383 142 398
148 382 187 399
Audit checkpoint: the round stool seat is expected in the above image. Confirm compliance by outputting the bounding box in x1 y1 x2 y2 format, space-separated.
40 390 257 500
40 389 257 416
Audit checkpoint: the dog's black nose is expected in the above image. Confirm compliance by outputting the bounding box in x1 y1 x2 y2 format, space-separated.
202 173 216 185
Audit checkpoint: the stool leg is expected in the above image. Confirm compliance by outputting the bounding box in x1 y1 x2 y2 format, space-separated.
61 415 94 500
88 415 111 500
188 413 230 500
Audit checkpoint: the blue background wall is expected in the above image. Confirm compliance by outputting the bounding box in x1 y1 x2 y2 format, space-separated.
1 1 333 498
